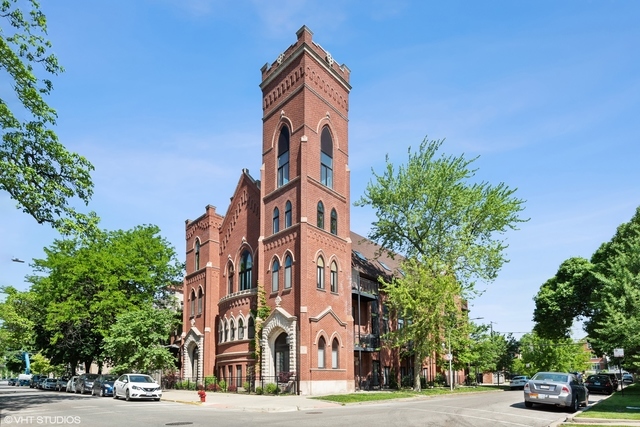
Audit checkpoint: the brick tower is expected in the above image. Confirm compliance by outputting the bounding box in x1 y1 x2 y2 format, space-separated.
257 26 354 394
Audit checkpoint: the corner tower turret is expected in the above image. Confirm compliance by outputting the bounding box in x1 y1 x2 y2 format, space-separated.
258 26 354 395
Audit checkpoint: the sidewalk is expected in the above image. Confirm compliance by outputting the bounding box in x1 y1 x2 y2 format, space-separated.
160 389 342 412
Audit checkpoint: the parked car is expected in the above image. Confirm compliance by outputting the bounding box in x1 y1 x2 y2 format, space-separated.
113 373 162 401
75 373 99 394
92 374 118 397
622 373 634 384
8 378 17 386
37 377 47 389
600 372 619 390
584 374 614 395
42 378 58 391
66 376 78 393
510 375 530 390
29 374 45 388
55 377 69 392
524 372 589 412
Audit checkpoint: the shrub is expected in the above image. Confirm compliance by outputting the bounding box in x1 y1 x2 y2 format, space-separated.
228 384 237 392
242 381 250 392
265 383 279 395
255 386 263 395
218 379 227 392
203 376 216 389
401 375 412 388
389 370 398 390
206 382 218 391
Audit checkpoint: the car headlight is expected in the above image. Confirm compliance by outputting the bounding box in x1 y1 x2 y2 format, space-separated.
132 385 142 390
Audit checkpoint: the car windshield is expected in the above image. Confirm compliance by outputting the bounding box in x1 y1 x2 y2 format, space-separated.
130 375 154 383
103 375 118 381
85 374 99 380
532 373 568 382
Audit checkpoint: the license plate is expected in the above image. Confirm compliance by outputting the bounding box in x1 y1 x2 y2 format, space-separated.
595 382 600 385
540 385 549 390
145 393 152 396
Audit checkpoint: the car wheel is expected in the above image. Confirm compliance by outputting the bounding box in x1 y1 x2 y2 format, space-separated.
125 389 131 401
567 396 579 413
524 401 533 408
113 390 118 399
100 388 104 397
582 391 589 407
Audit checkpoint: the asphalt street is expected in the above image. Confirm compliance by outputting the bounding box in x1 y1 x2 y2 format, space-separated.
0 382 609 427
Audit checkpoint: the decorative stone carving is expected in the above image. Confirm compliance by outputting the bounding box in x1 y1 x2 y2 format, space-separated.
326 52 334 66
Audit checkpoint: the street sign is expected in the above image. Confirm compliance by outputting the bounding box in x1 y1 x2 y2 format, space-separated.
614 348 624 358
444 353 452 361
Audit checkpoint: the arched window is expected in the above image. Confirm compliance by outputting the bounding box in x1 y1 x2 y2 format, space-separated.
330 261 338 293
317 256 325 290
197 287 203 315
238 318 245 340
248 317 255 339
224 320 229 342
284 255 292 289
320 126 333 188
271 259 280 293
240 251 252 291
318 337 326 369
230 319 235 341
190 290 196 317
285 201 292 228
330 209 338 235
194 238 201 271
227 263 234 295
317 201 324 229
332 338 339 369
273 207 280 234
277 126 290 187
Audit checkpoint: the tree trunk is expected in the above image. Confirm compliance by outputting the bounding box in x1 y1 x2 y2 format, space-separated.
413 352 422 392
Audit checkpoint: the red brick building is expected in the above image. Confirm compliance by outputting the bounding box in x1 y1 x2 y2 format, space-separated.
181 26 448 395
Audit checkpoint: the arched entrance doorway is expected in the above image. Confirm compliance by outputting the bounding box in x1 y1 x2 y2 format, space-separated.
191 346 199 382
274 332 290 381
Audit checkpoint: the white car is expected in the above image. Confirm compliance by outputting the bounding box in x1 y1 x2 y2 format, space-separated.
113 374 162 401
66 376 78 393
510 375 530 390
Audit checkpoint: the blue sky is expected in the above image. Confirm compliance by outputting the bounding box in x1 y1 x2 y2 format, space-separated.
2 0 639 339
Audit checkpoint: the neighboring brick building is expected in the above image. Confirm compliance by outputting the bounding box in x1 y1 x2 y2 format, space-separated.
181 26 452 395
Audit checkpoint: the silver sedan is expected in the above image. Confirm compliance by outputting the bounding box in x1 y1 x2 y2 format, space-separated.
524 371 588 412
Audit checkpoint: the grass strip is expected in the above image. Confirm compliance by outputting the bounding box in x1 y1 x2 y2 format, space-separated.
577 384 640 420
311 385 507 404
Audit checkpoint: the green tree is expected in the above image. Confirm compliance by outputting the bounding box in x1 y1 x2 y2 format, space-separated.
1 0 95 232
356 137 527 391
532 206 640 371
518 333 590 376
27 225 183 373
102 304 178 374
29 352 52 375
0 286 39 356
533 257 595 340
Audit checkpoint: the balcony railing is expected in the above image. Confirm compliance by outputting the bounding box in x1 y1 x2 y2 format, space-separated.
352 277 379 296
354 334 380 351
